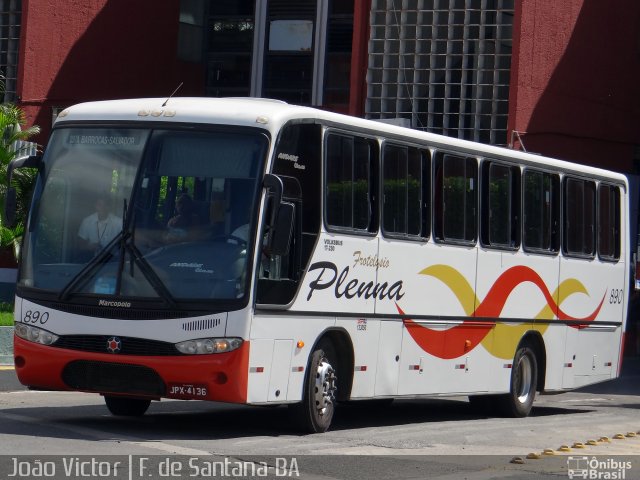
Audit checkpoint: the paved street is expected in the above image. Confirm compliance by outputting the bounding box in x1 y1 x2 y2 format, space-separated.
0 359 639 479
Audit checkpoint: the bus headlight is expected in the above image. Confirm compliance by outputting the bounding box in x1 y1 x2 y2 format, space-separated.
14 323 59 345
175 337 243 355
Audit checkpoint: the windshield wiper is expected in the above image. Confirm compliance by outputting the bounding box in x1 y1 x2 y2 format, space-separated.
58 204 178 309
115 203 178 309
58 234 121 302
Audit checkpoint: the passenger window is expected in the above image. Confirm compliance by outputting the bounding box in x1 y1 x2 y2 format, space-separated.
598 184 620 261
434 152 477 244
382 144 429 238
481 161 520 249
325 133 376 232
522 170 560 253
563 177 596 257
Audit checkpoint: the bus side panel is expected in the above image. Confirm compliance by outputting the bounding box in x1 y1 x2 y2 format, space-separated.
475 248 563 391
374 319 403 396
248 315 335 403
292 233 378 316
559 255 625 386
336 318 380 399
376 241 480 395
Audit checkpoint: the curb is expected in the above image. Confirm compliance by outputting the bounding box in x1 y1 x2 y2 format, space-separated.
0 326 13 365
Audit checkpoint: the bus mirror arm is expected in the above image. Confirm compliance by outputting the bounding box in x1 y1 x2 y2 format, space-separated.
263 174 293 256
263 174 283 213
4 154 42 228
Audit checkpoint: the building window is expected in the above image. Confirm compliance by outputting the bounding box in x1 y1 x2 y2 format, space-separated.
0 0 21 102
205 0 255 97
202 0 354 106
366 0 514 145
323 1 354 108
263 0 316 104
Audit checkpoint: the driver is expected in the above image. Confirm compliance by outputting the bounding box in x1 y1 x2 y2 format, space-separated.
77 195 122 255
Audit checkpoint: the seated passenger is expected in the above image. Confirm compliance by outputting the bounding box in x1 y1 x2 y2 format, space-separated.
165 194 200 242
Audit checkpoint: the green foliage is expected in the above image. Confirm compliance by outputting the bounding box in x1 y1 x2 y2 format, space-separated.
0 74 41 258
0 301 13 326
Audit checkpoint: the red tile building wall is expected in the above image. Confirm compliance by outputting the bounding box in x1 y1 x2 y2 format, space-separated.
508 0 640 172
17 0 204 143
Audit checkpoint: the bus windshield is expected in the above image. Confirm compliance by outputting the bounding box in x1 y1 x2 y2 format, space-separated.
19 126 269 306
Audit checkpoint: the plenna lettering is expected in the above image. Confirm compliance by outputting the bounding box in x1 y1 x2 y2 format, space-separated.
306 261 404 301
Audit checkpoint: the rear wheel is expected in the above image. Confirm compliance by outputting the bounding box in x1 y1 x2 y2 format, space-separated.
104 396 151 416
289 341 338 433
495 345 538 417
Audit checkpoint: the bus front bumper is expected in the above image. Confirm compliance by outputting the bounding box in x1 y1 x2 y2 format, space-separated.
13 335 249 403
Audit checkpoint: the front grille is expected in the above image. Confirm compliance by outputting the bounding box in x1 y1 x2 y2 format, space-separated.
62 360 166 396
54 335 180 356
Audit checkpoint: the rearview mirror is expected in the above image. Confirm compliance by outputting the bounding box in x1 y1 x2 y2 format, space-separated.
268 202 294 256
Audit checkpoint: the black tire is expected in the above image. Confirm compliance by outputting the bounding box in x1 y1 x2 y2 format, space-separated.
104 396 151 417
289 341 338 433
495 345 538 417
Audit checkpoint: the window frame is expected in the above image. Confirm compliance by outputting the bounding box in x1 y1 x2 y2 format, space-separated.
562 175 596 259
597 182 621 262
323 129 378 236
380 141 430 241
521 168 560 256
433 150 478 246
480 159 521 251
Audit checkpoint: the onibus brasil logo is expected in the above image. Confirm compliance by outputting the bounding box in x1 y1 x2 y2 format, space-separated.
567 456 632 479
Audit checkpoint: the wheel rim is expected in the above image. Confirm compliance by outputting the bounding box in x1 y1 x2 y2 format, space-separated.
313 356 337 417
514 353 532 404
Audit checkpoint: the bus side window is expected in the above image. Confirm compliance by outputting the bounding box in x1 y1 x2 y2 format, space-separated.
325 132 377 234
434 152 477 244
563 177 596 257
480 160 520 249
522 169 560 254
598 184 621 261
382 144 430 239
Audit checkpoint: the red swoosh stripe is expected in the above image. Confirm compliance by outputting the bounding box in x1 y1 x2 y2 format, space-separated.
399 265 606 359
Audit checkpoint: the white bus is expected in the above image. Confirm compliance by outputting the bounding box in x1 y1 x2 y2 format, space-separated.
7 98 629 433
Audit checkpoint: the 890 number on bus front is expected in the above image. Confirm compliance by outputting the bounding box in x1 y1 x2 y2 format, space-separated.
22 310 50 324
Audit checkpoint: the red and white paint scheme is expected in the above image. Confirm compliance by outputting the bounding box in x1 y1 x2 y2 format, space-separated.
9 98 630 432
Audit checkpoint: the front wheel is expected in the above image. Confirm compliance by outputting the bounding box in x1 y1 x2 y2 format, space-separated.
104 396 151 416
289 341 338 433
496 345 538 417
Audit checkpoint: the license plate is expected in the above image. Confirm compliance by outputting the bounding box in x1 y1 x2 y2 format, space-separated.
168 383 208 399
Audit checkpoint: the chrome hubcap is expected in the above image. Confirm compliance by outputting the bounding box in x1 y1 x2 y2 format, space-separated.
515 354 532 404
313 357 337 416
